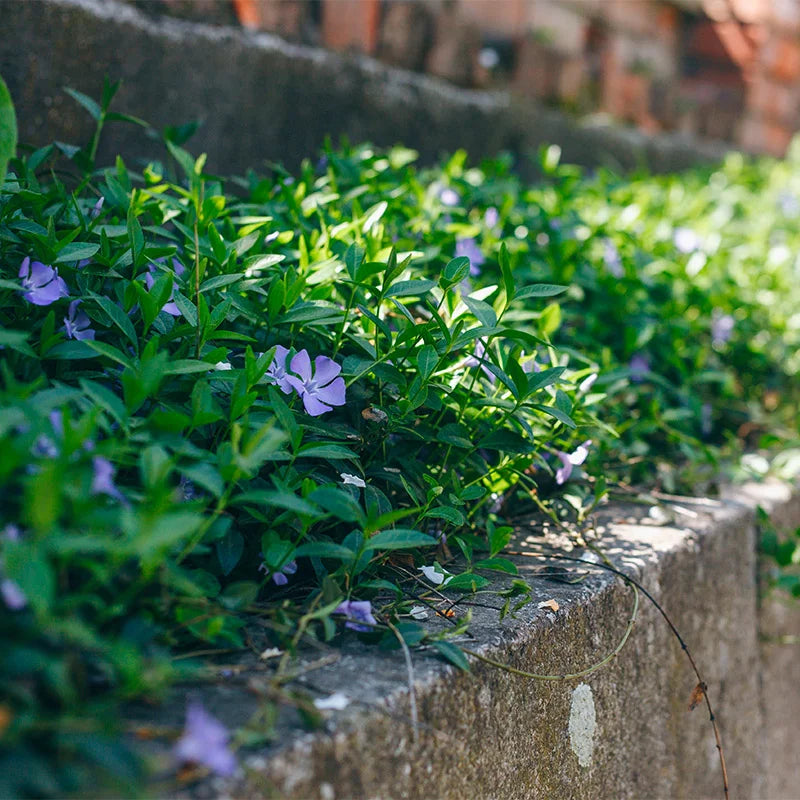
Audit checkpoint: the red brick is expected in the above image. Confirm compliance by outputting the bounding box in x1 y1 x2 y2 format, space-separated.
425 4 482 86
763 36 800 83
377 1 437 71
460 0 526 37
748 76 800 124
321 0 381 54
738 114 793 155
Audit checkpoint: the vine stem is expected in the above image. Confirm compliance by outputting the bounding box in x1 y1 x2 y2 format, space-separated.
506 548 729 800
462 581 638 681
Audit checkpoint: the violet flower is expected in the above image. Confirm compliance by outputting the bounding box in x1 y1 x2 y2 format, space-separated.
284 350 346 416
144 258 186 316
629 354 650 383
334 599 377 632
265 345 294 394
464 339 496 383
555 440 592 485
711 310 734 347
174 699 237 777
440 187 460 207
90 196 105 219
455 237 485 276
673 227 701 254
268 560 297 587
91 456 124 501
18 257 69 306
484 207 499 229
63 300 96 341
1 525 26 611
603 239 624 278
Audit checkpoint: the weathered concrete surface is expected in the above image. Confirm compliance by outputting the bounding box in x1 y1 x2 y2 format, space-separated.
130 480 800 800
0 0 728 177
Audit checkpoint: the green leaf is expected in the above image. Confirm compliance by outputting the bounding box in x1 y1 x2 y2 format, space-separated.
473 557 518 575
362 529 438 551
217 530 244 576
92 294 139 352
362 200 388 233
527 366 566 393
443 256 470 283
499 242 514 302
296 443 358 460
55 242 100 263
0 329 35 357
515 283 568 299
79 378 128 429
417 344 438 381
295 541 356 560
0 74 18 188
200 273 244 292
63 87 102 121
463 296 497 328
444 572 490 592
530 403 577 428
423 506 466 526
385 279 437 297
431 640 470 671
231 490 319 516
309 487 365 524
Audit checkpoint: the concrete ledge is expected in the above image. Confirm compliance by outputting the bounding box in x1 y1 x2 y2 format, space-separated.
132 480 799 799
1 0 728 176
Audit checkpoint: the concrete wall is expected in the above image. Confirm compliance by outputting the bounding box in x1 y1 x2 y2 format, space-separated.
133 480 800 799
0 0 726 179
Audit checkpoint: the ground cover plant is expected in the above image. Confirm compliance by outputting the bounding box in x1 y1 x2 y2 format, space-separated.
0 82 798 795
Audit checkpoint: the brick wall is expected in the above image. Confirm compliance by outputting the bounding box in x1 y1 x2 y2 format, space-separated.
230 0 800 156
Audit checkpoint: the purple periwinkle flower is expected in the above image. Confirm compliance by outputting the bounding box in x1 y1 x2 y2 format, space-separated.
18 257 69 306
778 192 800 217
440 187 460 207
711 310 734 347
271 560 297 587
555 440 592 485
91 456 124 501
464 339 495 383
63 300 96 341
285 350 346 416
603 239 624 278
673 227 701 254
174 700 237 777
266 345 294 394
701 402 713 437
629 354 649 383
90 196 105 219
334 599 377 632
144 258 186 316
1 525 26 611
484 206 499 229
455 237 485 276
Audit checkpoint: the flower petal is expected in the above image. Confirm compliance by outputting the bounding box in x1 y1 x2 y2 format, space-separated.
301 392 332 417
290 349 312 382
18 256 31 280
555 451 573 485
318 376 346 408
313 355 341 386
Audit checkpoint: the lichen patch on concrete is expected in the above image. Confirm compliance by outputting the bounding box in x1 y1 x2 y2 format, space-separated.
568 683 597 768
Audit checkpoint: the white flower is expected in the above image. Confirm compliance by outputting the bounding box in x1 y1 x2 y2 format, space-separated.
313 692 350 711
214 361 233 371
578 373 597 393
419 565 452 587
340 473 366 488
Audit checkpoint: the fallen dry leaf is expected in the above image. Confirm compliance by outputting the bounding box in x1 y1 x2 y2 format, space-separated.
537 599 560 612
688 681 707 711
